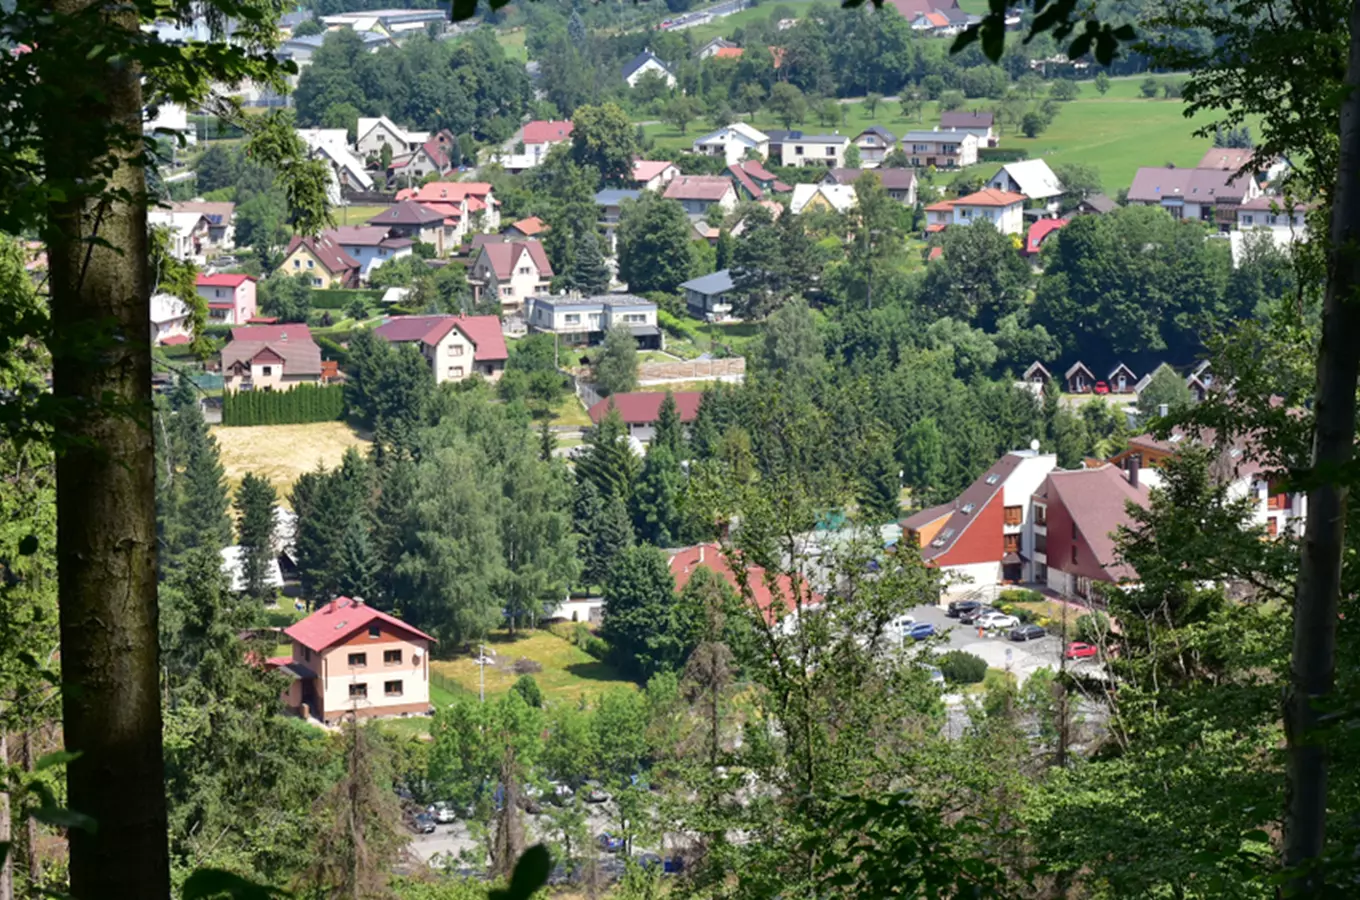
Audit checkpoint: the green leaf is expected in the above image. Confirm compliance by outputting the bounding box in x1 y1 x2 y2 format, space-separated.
182 868 290 900
34 750 81 772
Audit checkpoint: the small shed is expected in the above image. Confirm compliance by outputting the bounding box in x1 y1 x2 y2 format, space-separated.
1107 362 1137 394
1023 361 1052 389
1064 361 1094 394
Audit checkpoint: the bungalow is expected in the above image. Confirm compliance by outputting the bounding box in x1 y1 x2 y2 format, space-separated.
779 133 850 168
167 200 235 252
853 126 897 166
276 596 435 725
1067 194 1119 217
588 391 703 443
727 159 791 200
899 130 979 169
595 188 642 254
355 115 428 160
279 234 360 288
939 110 996 147
328 226 414 282
900 449 1058 587
950 188 1027 235
692 123 770 165
790 183 856 215
526 295 661 349
1065 361 1094 394
679 269 736 322
1032 465 1149 600
623 50 676 88
1023 218 1067 256
1126 165 1262 230
373 314 507 384
196 273 258 325
987 159 1064 208
669 543 821 633
1107 363 1137 394
221 324 322 393
822 167 917 205
664 175 738 217
150 293 192 346
366 199 450 255
696 37 738 59
467 240 554 315
1022 361 1052 391
633 159 681 191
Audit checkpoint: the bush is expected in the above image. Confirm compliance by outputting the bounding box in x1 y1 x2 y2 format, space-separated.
977 147 1029 164
572 622 610 660
512 658 543 675
1075 612 1110 644
221 383 345 426
936 650 988 685
998 588 1043 605
310 288 384 310
511 673 543 707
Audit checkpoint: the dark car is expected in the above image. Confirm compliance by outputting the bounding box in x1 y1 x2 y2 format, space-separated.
1009 624 1046 642
597 832 626 853
410 812 436 834
947 599 982 618
959 605 997 625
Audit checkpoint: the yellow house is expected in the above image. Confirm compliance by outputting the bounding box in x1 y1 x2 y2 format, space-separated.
279 234 360 288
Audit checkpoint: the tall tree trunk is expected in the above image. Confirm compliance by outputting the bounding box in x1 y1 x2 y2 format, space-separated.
22 730 40 888
0 722 11 900
1284 0 1360 887
38 0 168 896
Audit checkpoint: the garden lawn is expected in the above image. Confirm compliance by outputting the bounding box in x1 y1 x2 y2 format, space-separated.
335 204 392 225
211 421 371 500
497 28 527 63
430 629 636 704
549 394 593 428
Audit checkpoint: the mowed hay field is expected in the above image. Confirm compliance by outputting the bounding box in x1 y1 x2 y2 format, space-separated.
212 421 371 499
431 629 636 704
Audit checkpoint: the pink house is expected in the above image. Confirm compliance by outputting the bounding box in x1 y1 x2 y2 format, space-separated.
196 273 258 325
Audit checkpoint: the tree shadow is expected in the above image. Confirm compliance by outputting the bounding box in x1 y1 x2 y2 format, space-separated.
564 662 635 685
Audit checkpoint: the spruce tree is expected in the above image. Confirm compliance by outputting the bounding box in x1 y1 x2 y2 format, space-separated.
569 230 611 296
653 391 684 458
573 476 607 586
858 433 902 525
539 419 556 461
593 494 636 587
170 373 197 411
715 228 735 271
233 472 278 601
336 511 379 602
631 444 683 547
175 404 233 557
575 408 639 502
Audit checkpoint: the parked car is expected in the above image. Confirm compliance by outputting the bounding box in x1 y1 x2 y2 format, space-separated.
1093 381 1110 394
925 666 945 685
411 812 436 834
978 612 1020 630
549 781 574 805
1009 624 1046 642
1065 641 1098 660
428 801 457 824
887 614 916 638
947 599 982 618
908 622 936 641
959 606 997 625
583 782 611 804
597 832 626 853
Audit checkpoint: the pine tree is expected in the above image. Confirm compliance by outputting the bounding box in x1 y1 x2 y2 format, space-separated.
568 9 587 45
715 228 735 271
539 419 556 461
631 444 683 547
573 476 607 587
575 408 639 502
569 230 611 296
593 495 636 588
233 472 278 600
170 373 197 411
175 404 233 558
858 433 902 525
336 511 379 602
652 391 684 458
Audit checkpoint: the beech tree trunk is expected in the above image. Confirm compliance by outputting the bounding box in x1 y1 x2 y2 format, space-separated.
0 723 11 900
38 0 168 896
1283 0 1360 886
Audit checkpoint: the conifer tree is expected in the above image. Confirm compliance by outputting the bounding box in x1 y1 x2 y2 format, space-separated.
593 494 636 586
652 391 684 458
568 230 611 296
175 404 232 558
539 418 556 462
632 444 683 547
575 408 639 502
233 472 278 601
336 511 379 603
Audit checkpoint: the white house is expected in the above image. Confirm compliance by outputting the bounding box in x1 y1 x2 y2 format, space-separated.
526 295 661 348
148 210 211 263
790 183 857 215
495 120 575 172
898 130 979 169
633 159 681 191
150 293 192 346
939 111 996 147
1126 165 1262 230
779 133 850 168
623 50 676 88
950 188 1027 235
355 116 428 160
692 123 770 165
327 226 415 282
297 128 374 205
987 159 1064 208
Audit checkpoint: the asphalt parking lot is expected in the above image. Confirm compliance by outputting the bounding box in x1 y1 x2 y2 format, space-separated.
905 604 1069 685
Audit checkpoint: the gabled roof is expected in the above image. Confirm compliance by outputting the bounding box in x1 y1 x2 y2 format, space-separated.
1238 195 1312 213
197 273 255 288
285 596 435 655
1065 361 1094 380
1025 217 1067 254
169 200 235 225
596 188 643 206
588 391 703 425
954 187 1027 208
1040 466 1149 582
632 159 676 183
508 216 547 236
900 129 977 143
151 293 189 325
712 47 744 59
328 225 414 250
664 175 735 202
368 199 445 227
1128 166 1257 204
679 269 734 295
623 50 673 80
284 234 359 275
910 452 1025 562
1197 147 1256 172
1108 362 1137 380
523 120 574 144
475 240 553 279
886 0 961 19
1023 361 1051 381
695 121 769 146
855 125 897 143
373 314 508 361
1075 193 1119 214
940 111 994 129
398 181 497 204
791 183 856 214
992 158 1064 200
823 168 917 191
222 325 321 376
669 543 821 626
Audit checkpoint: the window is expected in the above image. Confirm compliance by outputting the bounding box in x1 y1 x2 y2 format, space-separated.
368 624 381 639
293 259 300 268
312 278 323 287
794 145 805 155
825 146 835 156
349 683 368 699
307 259 314 268
565 313 581 325
384 680 403 697
1003 534 1020 553
625 314 645 323
348 652 367 667
501 287 514 297
449 345 464 356
304 647 312 661
1242 214 1254 226
1034 504 1047 526
384 649 402 665
1004 506 1023 526
261 366 272 376
1071 542 1078 564
216 289 225 299
518 266 531 275
450 366 464 378
984 473 1000 485
960 503 975 514
1267 518 1279 537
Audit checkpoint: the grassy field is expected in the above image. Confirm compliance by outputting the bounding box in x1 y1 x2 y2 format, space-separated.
212 421 371 499
335 204 392 226
430 629 635 704
641 74 1233 193
496 27 527 63
549 394 593 428
681 0 818 44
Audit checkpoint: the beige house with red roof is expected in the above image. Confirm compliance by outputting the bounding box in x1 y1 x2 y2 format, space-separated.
669 543 820 633
372 314 508 383
468 240 553 315
664 175 738 217
279 234 360 288
221 324 323 393
276 596 434 724
633 159 680 191
496 120 574 172
396 181 502 241
196 273 257 324
367 199 451 254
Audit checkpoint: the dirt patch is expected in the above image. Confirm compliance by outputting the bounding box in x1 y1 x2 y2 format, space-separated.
211 421 371 501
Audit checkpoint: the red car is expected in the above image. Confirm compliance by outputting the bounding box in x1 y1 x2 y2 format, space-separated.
1065 641 1098 660
1093 381 1110 394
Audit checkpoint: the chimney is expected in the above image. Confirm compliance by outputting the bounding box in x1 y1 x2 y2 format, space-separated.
327 599 337 613
699 545 706 564
1128 457 1140 489
1158 403 1169 418
353 596 364 607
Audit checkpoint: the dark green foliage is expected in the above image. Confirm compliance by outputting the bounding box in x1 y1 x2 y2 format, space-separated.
594 324 639 396
233 472 277 601
1137 364 1195 419
172 404 234 557
562 229 611 296
616 192 694 295
1074 612 1111 644
936 650 988 684
631 444 683 547
344 329 435 455
511 674 544 708
858 431 902 525
652 391 683 458
290 448 371 603
221 384 345 427
600 545 690 680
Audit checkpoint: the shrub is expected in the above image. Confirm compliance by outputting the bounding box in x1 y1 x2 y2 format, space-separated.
936 650 988 685
571 622 610 660
1075 612 1111 644
1013 607 1037 624
998 588 1043 605
221 383 345 426
511 674 543 707
512 657 543 675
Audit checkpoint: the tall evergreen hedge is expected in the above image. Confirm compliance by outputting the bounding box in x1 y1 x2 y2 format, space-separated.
221 383 345 426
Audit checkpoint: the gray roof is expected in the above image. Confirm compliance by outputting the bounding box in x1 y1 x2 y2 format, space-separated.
785 133 848 145
1128 166 1256 204
900 130 971 142
623 50 672 80
857 126 897 143
679 269 734 295
595 189 642 206
1079 193 1119 213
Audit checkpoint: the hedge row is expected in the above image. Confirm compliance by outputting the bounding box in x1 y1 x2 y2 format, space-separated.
978 147 1029 163
310 288 385 310
222 383 344 426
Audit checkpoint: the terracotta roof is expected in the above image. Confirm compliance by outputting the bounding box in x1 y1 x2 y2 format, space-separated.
197 273 255 288
1197 148 1256 171
727 163 762 199
922 11 950 26
284 234 359 277
372 314 508 362
475 240 553 279
1041 466 1149 582
1238 195 1312 213
367 199 445 227
285 596 436 654
508 216 547 236
712 46 744 59
398 181 496 204
927 246 943 261
1025 218 1067 254
587 391 703 425
925 223 948 233
665 175 735 202
955 187 1027 207
161 334 192 346
669 543 821 626
523 120 574 144
940 110 993 129
913 452 1024 562
633 159 676 182
925 199 955 213
222 324 321 376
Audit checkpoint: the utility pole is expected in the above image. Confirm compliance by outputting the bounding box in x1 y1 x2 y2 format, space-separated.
479 643 486 704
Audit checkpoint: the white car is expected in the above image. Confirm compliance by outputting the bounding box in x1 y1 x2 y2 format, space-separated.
428 801 457 824
978 612 1019 630
887 615 916 638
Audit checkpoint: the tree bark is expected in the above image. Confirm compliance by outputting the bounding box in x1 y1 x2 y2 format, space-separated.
1283 0 1360 887
0 722 11 900
38 0 168 896
22 730 39 888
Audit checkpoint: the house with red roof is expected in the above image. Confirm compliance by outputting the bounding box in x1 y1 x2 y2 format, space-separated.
633 159 680 191
1024 217 1067 256
394 181 502 240
372 314 508 383
669 543 821 631
728 159 791 200
664 175 739 217
279 234 360 288
494 120 574 172
505 216 547 239
588 391 703 443
467 240 554 316
389 129 458 184
950 188 1028 235
221 324 323 393
195 272 257 324
900 450 1058 589
366 199 452 254
276 596 435 724
1031 465 1149 601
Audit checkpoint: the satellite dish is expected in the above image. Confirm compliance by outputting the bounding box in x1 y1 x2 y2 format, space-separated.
1030 439 1041 452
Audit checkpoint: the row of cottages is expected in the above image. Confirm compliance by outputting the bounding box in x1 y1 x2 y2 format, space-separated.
467 240 554 316
272 596 435 725
525 295 662 349
371 314 507 383
587 391 704 443
1025 359 1218 401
